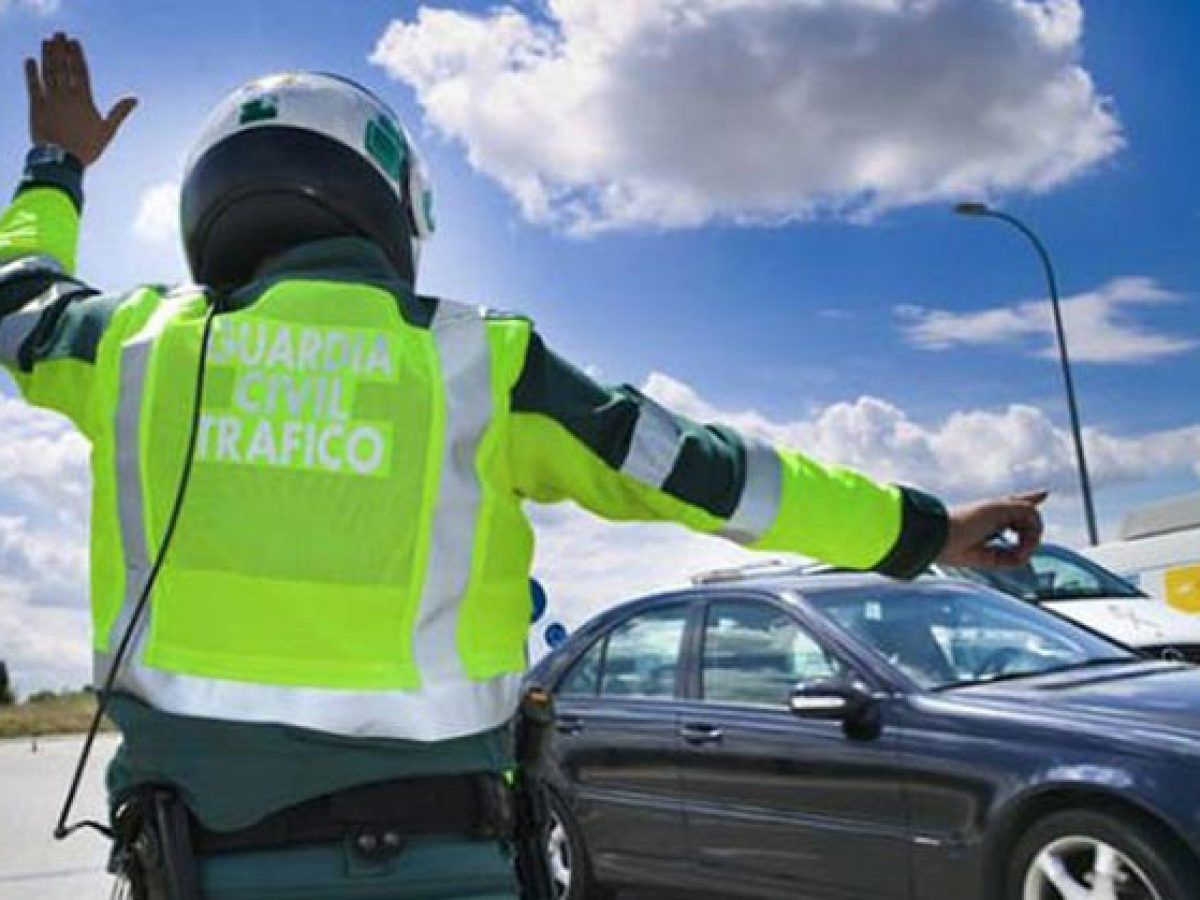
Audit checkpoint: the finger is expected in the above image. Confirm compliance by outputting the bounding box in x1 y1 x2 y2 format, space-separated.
103 97 138 137
41 39 57 90
65 39 87 94
23 57 43 103
1010 490 1049 507
45 33 69 92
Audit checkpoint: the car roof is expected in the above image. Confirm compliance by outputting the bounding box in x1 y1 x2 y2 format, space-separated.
581 571 971 629
747 571 913 593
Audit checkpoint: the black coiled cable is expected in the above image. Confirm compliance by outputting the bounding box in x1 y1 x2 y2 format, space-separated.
54 298 219 841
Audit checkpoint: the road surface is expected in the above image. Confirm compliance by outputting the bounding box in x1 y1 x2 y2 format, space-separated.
0 735 116 898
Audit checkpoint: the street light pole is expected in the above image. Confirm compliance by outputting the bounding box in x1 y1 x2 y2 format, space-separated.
954 202 1100 546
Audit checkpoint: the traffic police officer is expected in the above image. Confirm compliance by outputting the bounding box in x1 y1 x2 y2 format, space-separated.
1 34 1045 899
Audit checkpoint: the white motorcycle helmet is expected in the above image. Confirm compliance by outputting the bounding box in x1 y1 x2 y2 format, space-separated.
181 72 434 289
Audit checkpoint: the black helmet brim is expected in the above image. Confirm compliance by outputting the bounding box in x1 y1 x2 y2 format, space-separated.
181 125 415 289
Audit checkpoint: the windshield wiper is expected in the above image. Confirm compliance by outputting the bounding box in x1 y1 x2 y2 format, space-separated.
934 656 1144 691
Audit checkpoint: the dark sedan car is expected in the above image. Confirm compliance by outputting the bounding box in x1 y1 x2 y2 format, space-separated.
526 573 1200 900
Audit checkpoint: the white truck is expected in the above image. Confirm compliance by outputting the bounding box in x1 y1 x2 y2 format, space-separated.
1079 492 1200 616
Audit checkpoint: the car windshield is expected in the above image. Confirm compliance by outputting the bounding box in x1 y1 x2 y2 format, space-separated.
805 582 1138 691
943 545 1146 602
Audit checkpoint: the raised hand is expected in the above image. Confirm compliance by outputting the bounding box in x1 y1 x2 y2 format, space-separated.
25 32 137 168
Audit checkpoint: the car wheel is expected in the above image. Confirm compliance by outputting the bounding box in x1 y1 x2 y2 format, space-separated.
1010 809 1198 900
545 792 615 900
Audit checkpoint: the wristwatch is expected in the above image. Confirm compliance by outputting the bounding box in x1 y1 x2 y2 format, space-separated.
20 143 85 210
27 144 78 169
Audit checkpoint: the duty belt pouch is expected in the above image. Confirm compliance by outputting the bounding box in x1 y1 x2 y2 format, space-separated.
110 787 200 900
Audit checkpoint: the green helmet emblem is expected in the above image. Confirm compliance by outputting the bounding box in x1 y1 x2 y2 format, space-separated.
365 114 406 182
239 95 279 125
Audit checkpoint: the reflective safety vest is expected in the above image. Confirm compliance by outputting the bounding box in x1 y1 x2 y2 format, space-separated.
90 280 538 740
1 173 947 743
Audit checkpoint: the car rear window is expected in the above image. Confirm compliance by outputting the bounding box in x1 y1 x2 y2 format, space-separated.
599 605 688 699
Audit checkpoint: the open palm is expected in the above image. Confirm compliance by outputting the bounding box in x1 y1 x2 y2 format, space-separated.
25 32 136 168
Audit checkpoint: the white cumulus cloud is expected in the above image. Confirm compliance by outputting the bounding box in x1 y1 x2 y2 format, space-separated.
132 180 181 248
0 0 60 15
643 373 1200 497
898 277 1198 363
371 0 1121 232
0 515 87 610
0 590 91 695
0 392 89 516
0 390 91 694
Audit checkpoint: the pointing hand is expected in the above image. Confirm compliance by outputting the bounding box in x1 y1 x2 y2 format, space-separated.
939 491 1048 569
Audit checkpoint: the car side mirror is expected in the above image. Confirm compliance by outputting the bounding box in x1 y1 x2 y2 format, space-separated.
789 679 871 723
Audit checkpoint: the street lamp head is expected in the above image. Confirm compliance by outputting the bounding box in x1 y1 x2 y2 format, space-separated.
954 201 992 217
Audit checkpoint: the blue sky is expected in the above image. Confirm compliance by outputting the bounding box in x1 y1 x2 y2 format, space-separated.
1 0 1197 688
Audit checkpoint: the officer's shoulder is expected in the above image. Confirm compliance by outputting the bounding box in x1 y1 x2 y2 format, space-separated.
108 282 200 315
124 282 209 306
421 295 533 328
485 307 532 325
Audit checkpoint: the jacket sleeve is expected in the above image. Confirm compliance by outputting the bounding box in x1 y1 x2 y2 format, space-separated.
507 329 948 578
0 149 124 438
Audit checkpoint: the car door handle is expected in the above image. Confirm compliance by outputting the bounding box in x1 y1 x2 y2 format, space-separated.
679 723 724 744
555 715 586 736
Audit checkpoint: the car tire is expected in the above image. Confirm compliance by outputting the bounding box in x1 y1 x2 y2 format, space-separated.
1008 808 1198 900
545 791 616 900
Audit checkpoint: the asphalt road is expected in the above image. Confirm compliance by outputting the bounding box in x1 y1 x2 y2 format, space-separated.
0 735 116 899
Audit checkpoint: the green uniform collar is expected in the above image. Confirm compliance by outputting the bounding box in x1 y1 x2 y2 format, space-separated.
223 237 436 328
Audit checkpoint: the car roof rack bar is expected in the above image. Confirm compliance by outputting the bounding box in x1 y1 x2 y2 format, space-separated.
691 558 800 585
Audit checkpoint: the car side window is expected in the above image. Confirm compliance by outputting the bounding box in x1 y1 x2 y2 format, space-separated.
557 638 604 698
702 599 842 707
599 605 689 700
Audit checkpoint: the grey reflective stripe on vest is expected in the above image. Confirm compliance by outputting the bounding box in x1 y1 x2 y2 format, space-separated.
719 440 783 545
95 648 523 741
621 396 684 487
412 300 493 684
0 305 43 366
103 292 191 656
0 255 71 366
0 253 63 277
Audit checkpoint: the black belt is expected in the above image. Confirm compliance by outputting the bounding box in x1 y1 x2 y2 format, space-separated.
191 773 515 857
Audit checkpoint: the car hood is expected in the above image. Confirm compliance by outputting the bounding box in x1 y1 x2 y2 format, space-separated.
1044 597 1200 647
947 663 1200 747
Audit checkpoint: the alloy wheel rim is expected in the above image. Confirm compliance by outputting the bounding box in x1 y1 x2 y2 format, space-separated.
546 809 573 898
1023 835 1163 900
